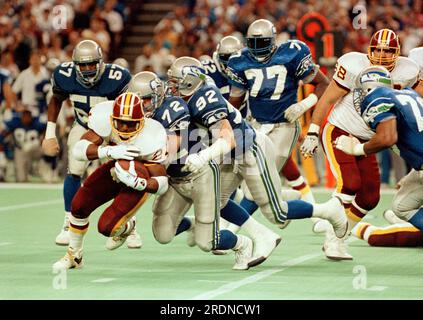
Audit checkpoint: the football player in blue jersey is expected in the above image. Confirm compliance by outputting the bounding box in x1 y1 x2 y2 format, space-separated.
167 57 348 266
201 36 249 118
0 110 46 182
40 40 142 248
225 19 329 218
0 63 16 180
129 71 286 270
334 66 423 233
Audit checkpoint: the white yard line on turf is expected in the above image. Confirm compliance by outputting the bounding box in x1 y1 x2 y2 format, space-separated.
0 199 62 212
0 242 12 246
91 278 116 283
0 183 62 189
192 238 358 300
191 252 321 300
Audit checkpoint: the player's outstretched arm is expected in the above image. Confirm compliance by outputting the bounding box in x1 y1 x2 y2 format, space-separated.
334 118 397 156
284 70 330 123
42 94 67 156
183 119 235 174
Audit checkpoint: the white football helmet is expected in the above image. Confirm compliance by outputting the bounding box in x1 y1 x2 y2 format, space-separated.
353 65 393 112
357 65 393 93
72 40 105 87
213 36 243 74
167 56 205 97
128 71 165 117
246 19 276 62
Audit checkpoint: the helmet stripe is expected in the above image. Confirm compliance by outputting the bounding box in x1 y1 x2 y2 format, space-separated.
119 95 125 115
128 93 135 116
382 29 388 42
123 93 132 115
377 30 383 43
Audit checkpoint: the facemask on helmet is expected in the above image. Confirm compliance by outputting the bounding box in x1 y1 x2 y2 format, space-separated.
128 71 165 117
213 36 243 74
167 57 206 97
111 92 145 140
73 40 105 87
368 29 400 71
246 19 276 62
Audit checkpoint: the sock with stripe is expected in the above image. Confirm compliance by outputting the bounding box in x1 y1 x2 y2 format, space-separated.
347 201 368 233
360 223 423 247
287 176 316 203
69 215 89 251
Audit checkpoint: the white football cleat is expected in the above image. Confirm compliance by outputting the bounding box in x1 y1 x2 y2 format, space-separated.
312 218 331 234
322 229 353 261
55 215 70 246
323 197 348 238
233 235 253 270
383 209 404 225
106 219 135 250
127 226 142 249
249 230 281 268
53 247 83 272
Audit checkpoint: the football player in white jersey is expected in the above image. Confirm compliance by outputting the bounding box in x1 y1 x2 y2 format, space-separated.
409 47 423 90
298 29 422 260
53 92 169 270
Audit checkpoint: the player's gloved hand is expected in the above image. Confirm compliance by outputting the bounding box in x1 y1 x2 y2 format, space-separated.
300 124 320 158
99 145 140 160
284 101 307 123
334 135 366 156
114 161 147 191
284 93 318 123
182 152 208 174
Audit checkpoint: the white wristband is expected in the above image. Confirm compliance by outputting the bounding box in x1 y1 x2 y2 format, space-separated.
151 175 169 195
45 121 57 139
200 138 232 162
308 123 320 134
72 139 91 161
97 146 111 159
353 143 366 156
300 93 318 110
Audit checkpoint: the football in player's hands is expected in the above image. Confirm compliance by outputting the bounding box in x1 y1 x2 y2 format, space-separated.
116 160 150 180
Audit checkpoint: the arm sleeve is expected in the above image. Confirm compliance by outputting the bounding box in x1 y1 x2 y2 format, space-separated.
226 62 248 90
292 41 317 82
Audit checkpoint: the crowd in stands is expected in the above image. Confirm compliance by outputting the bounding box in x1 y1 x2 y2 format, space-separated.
0 0 128 182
